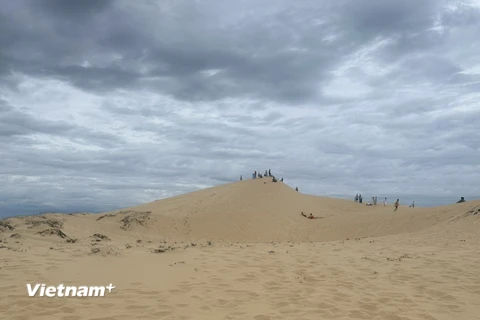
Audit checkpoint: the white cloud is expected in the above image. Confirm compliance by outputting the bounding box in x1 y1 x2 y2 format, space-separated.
322 77 372 99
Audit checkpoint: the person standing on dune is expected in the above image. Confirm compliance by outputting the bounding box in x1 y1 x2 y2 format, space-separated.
393 199 399 211
383 197 387 206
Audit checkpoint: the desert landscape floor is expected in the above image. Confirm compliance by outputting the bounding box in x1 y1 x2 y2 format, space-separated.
1 229 479 320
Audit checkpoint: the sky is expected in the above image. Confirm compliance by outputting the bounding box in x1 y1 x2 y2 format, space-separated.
1 0 479 217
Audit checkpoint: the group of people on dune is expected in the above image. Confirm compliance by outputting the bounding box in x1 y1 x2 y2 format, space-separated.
240 169 303 193
355 194 404 211
355 194 386 206
251 169 277 179
354 195 467 210
240 169 284 183
239 171 468 217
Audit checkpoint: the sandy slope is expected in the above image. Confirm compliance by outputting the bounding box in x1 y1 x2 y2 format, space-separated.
0 179 479 319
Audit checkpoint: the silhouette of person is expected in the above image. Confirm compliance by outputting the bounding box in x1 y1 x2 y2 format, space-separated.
394 199 399 211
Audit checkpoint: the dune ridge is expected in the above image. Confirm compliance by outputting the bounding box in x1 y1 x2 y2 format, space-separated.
3 178 477 244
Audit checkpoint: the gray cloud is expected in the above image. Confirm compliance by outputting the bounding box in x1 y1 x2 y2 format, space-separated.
338 0 439 35
1 0 479 217
0 103 71 137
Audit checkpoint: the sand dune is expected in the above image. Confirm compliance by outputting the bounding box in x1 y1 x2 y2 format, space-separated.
1 179 479 319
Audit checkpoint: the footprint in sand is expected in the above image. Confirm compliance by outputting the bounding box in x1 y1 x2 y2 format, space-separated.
60 316 82 320
316 302 333 310
225 311 247 319
59 307 76 314
150 311 174 317
125 305 152 310
276 301 289 308
135 290 162 296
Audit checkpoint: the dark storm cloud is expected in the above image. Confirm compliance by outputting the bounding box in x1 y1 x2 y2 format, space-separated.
339 0 439 35
0 99 13 112
38 0 113 18
47 65 141 93
0 0 351 102
2 0 470 104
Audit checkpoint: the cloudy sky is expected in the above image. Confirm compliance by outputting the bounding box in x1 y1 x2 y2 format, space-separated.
1 0 479 217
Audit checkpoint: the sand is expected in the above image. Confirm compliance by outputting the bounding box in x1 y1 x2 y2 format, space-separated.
0 178 479 319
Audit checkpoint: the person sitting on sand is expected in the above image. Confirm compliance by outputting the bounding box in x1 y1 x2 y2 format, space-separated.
366 202 372 206
300 212 320 219
272 177 277 182
456 197 466 203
